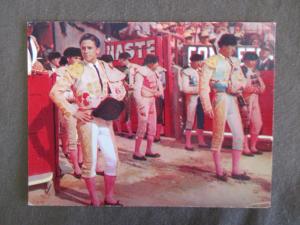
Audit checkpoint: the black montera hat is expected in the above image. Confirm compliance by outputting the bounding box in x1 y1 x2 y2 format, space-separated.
218 34 237 48
48 51 61 61
119 52 131 60
144 54 159 65
63 47 82 58
99 54 114 63
190 54 204 62
243 52 259 61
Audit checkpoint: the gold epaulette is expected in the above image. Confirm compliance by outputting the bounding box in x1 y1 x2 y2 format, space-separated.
230 56 242 65
205 55 219 69
66 62 84 78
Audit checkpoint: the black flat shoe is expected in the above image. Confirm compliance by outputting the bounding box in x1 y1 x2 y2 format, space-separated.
154 138 161 143
215 173 228 182
127 134 135 139
251 150 263 155
104 200 123 207
145 153 160 158
185 146 194 151
232 172 251 181
242 152 255 157
133 155 147 161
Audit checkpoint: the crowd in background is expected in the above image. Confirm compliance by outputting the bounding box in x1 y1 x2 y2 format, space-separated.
27 22 275 76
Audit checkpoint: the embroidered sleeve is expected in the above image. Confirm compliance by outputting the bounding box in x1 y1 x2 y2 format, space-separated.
49 64 81 117
133 72 144 109
205 55 218 69
199 63 213 112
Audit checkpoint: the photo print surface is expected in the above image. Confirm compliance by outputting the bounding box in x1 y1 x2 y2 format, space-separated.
27 21 275 207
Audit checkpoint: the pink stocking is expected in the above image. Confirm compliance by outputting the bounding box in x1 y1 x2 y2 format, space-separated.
197 129 207 146
134 137 143 156
185 130 193 148
84 177 100 206
104 175 117 203
212 151 223 176
146 135 154 154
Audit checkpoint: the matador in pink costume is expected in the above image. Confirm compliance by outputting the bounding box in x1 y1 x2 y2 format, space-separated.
133 54 164 161
241 52 266 157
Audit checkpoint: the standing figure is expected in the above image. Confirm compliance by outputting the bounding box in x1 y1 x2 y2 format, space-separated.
47 51 61 72
257 45 274 71
133 55 164 160
154 65 167 142
241 52 265 156
27 22 40 75
199 34 250 181
182 54 207 150
116 52 141 138
50 33 125 206
56 47 83 178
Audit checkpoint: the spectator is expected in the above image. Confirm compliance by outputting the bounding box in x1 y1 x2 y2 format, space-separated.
257 45 274 71
234 23 245 42
47 51 61 72
198 30 212 45
27 23 40 75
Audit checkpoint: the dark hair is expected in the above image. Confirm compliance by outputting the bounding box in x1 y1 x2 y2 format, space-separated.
242 52 259 61
144 54 159 65
99 54 114 63
190 54 204 62
59 56 68 66
63 47 82 58
119 52 131 60
79 33 101 48
48 51 61 61
218 34 237 48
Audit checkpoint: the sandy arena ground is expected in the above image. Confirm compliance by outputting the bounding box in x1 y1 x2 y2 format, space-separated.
28 134 272 208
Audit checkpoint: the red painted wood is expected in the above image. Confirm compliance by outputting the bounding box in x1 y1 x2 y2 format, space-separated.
28 74 56 176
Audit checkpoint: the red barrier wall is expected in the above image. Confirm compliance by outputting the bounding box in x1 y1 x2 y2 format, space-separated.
28 74 57 176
